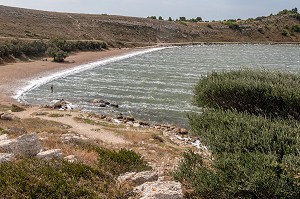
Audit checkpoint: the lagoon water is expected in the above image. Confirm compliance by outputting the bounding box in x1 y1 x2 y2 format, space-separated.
21 44 300 127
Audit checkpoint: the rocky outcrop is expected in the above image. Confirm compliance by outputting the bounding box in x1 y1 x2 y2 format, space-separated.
134 181 183 199
0 153 15 163
0 133 42 157
92 99 119 108
64 155 78 163
37 149 63 160
0 134 8 141
118 171 159 186
0 113 14 120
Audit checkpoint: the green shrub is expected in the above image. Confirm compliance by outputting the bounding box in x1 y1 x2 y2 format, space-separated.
188 109 300 157
0 143 150 198
175 151 300 199
224 21 241 31
0 39 107 61
175 69 300 198
193 69 300 120
0 159 109 198
75 141 150 175
97 148 150 175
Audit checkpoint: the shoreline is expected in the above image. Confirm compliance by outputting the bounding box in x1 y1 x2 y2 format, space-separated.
0 47 151 105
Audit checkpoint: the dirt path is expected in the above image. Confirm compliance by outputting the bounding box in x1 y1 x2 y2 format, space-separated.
13 107 128 145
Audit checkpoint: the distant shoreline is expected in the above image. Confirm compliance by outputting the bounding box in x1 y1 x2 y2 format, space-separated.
0 48 142 105
160 41 300 47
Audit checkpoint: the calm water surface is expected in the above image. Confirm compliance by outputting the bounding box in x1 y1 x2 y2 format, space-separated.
22 45 300 127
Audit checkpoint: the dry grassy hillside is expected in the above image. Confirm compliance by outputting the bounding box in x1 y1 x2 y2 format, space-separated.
1 5 300 46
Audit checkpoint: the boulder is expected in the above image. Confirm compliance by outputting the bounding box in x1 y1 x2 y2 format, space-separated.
0 134 8 141
0 139 16 152
133 123 140 128
125 116 135 122
111 103 119 108
178 128 188 135
0 153 15 163
0 134 42 156
134 181 183 199
118 171 159 186
64 155 77 163
37 149 63 160
92 99 105 103
1 113 13 120
14 134 42 156
98 103 106 107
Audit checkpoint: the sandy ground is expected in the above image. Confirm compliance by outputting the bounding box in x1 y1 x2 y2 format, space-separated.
0 48 137 105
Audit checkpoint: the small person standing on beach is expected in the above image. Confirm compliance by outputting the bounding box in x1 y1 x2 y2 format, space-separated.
50 85 54 93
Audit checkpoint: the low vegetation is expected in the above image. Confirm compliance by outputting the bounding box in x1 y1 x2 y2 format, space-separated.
0 38 107 63
0 140 149 198
175 69 300 198
193 69 300 120
11 104 25 112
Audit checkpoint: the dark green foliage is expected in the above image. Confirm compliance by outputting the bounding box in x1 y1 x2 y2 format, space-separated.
175 151 300 199
224 20 241 31
46 46 68 62
0 39 107 61
147 16 157 20
97 148 151 175
175 69 300 198
291 25 300 32
282 30 289 36
188 109 300 157
75 140 150 175
0 39 47 58
179 17 187 21
46 47 65 62
193 69 300 120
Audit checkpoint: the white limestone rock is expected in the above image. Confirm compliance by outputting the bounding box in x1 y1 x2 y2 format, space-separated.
0 153 15 163
134 181 183 199
37 149 63 160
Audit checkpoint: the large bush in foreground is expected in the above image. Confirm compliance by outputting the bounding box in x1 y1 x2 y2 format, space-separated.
194 69 300 119
176 109 300 199
175 69 300 199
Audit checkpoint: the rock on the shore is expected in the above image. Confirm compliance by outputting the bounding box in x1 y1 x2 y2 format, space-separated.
1 113 13 120
118 171 159 186
0 153 15 163
134 181 183 199
37 149 63 160
0 133 42 157
92 99 105 103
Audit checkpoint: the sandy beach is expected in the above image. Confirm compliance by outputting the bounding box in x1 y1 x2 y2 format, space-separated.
0 48 138 105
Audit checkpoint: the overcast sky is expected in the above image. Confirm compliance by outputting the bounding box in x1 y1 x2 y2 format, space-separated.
0 0 299 21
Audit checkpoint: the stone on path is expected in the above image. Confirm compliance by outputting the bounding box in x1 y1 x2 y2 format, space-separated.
134 181 183 199
37 149 63 160
118 171 159 186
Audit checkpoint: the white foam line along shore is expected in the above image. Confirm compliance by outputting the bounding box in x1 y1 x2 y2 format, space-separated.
15 47 168 102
